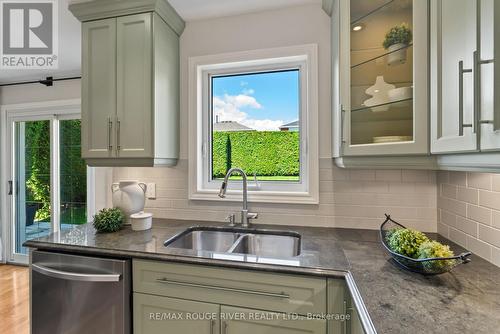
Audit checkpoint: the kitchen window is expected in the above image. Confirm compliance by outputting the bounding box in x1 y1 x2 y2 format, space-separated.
189 45 319 204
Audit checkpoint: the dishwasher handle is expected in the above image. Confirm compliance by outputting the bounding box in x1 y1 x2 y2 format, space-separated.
32 263 121 282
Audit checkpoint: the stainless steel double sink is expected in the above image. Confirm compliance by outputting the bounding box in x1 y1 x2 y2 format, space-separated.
164 226 301 258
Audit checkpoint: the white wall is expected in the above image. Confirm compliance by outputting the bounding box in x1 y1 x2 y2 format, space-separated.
113 4 438 231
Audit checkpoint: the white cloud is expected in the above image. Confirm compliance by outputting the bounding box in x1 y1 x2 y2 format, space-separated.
213 93 283 131
243 119 284 131
242 88 255 95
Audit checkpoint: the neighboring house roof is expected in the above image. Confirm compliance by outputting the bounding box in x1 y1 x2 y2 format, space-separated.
279 120 299 130
213 121 255 132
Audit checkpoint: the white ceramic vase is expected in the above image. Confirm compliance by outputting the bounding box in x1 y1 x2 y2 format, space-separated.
111 180 147 224
387 43 408 66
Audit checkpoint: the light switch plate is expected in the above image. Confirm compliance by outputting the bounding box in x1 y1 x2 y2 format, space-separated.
146 183 156 199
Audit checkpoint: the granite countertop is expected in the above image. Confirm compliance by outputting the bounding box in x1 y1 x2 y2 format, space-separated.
24 219 500 334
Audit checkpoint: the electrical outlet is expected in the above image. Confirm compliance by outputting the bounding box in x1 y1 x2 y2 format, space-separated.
146 183 156 199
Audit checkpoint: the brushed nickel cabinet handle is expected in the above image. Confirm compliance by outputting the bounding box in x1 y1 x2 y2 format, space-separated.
116 119 121 151
343 300 347 334
478 56 495 128
222 321 228 334
108 117 113 151
155 278 290 299
472 51 479 134
210 319 215 334
459 60 473 136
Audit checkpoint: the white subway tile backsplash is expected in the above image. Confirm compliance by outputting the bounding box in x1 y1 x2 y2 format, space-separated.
449 171 467 186
441 184 457 199
402 170 431 183
437 221 449 238
375 170 402 182
492 210 500 229
437 197 467 217
440 210 457 227
492 247 500 267
449 227 467 248
438 171 500 268
113 163 438 233
437 171 449 184
457 187 478 204
467 172 492 190
492 175 500 192
467 204 491 225
479 190 500 211
466 236 492 261
456 216 478 237
349 170 376 181
478 225 500 248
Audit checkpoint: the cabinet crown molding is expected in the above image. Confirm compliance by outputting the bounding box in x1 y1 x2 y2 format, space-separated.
69 0 185 36
322 0 334 16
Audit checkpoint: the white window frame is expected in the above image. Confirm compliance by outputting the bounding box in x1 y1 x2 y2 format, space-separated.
188 45 319 204
0 99 95 264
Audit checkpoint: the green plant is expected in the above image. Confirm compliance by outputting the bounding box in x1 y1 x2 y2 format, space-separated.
25 121 51 221
225 134 232 174
93 208 124 233
387 228 429 258
212 131 300 179
418 241 455 271
383 23 412 49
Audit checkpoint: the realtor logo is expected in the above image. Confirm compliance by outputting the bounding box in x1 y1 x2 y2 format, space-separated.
0 0 58 69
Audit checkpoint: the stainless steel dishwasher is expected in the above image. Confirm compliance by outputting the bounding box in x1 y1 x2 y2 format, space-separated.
31 250 131 334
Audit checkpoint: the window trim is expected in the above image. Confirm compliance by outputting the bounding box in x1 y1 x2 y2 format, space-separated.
188 45 319 204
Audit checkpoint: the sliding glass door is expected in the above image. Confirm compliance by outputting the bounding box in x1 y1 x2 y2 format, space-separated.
13 119 52 255
6 105 88 263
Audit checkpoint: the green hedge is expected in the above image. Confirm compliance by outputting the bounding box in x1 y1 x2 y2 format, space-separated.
212 131 299 178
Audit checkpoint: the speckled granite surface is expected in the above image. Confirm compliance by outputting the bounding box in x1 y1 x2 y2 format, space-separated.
24 219 500 334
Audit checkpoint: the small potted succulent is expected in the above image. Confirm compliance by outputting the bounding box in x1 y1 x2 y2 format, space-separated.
93 208 124 233
383 23 412 65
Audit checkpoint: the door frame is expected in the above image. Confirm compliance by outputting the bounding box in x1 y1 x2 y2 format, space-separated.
0 99 93 264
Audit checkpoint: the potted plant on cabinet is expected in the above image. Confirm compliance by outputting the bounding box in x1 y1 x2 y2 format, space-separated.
383 23 412 65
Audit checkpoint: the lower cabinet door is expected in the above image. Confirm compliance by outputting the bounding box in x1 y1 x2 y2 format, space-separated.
133 293 219 334
220 306 326 334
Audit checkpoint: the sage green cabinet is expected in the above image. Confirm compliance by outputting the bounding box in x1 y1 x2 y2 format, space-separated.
327 279 365 334
131 260 347 334
134 293 219 334
81 18 116 159
133 260 327 316
116 13 153 159
220 305 326 334
71 0 183 167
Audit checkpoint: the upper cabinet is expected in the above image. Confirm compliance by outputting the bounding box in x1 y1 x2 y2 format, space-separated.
336 0 429 157
431 0 499 153
70 0 184 167
430 0 500 171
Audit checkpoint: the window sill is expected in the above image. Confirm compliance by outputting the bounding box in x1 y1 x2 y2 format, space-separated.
189 189 319 205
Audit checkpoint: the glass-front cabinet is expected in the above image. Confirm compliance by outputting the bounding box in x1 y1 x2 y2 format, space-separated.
337 0 429 156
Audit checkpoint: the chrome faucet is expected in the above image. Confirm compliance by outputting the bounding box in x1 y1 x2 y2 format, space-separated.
218 168 258 227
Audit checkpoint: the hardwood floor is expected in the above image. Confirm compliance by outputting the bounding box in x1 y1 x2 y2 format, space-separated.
0 265 29 334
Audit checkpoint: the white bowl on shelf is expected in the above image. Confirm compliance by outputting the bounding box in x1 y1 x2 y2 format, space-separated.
387 86 413 102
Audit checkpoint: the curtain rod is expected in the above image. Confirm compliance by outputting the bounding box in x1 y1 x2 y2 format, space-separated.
0 76 81 87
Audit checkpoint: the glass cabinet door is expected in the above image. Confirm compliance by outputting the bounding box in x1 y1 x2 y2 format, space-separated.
340 0 428 156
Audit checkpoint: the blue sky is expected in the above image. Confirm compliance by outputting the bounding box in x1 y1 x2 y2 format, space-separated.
212 70 299 131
